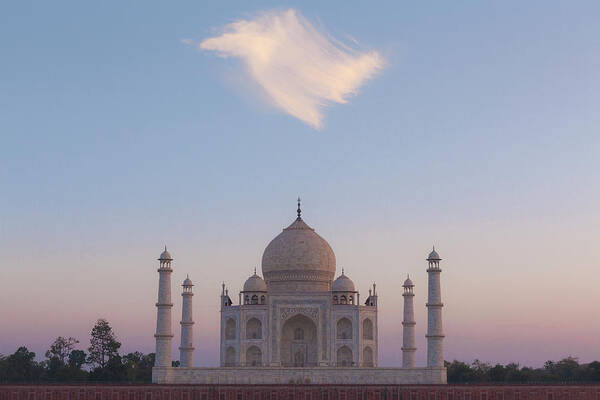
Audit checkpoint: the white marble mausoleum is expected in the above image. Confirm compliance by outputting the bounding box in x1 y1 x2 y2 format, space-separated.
152 201 447 384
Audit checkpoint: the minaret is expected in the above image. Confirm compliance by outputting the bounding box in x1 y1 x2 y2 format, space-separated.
401 275 416 368
179 275 194 367
426 247 445 368
154 246 174 367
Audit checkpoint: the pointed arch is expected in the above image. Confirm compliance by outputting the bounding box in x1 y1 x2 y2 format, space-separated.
336 318 352 340
246 318 262 339
363 346 374 367
280 314 317 367
337 346 353 367
225 346 236 366
225 318 236 340
246 346 262 366
362 318 373 340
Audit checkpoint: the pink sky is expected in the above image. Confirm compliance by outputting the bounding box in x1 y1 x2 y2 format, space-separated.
2 209 599 367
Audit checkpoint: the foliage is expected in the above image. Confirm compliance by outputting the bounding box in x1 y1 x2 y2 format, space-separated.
0 347 44 382
446 356 600 383
123 352 155 382
2 319 599 383
87 319 121 369
69 350 87 369
45 336 79 364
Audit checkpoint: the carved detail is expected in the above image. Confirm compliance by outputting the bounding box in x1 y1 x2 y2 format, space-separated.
280 307 319 322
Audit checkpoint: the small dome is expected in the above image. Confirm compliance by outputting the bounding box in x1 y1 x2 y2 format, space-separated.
332 273 355 292
243 273 267 292
403 276 413 287
427 247 440 261
159 247 172 260
183 276 193 286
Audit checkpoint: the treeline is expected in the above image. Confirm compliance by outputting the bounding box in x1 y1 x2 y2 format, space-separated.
446 358 600 383
0 319 161 383
2 319 600 383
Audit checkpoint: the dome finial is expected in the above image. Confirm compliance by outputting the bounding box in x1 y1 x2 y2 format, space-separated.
342 267 345 275
297 197 302 219
159 246 172 261
254 267 257 275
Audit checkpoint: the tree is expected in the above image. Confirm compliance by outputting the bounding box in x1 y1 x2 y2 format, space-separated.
446 360 478 383
123 352 155 383
69 350 87 369
585 361 600 381
489 364 507 382
3 347 44 382
87 319 121 368
46 337 79 364
0 354 7 382
555 356 581 381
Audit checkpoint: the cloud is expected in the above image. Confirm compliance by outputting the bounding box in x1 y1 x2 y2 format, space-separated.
197 9 384 129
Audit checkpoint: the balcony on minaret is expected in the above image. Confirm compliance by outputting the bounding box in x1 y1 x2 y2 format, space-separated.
426 246 441 271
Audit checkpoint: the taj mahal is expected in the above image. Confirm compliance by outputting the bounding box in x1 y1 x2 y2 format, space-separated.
152 201 447 384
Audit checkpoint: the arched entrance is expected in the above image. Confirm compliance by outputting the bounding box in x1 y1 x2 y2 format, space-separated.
336 345 353 366
280 314 317 367
225 346 236 366
246 346 262 366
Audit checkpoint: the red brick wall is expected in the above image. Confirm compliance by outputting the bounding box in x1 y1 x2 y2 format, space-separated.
1 385 599 400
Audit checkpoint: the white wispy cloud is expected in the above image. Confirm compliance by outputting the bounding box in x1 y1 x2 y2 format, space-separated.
196 9 384 129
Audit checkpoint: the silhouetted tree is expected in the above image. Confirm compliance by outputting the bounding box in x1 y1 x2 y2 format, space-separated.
87 319 121 369
446 357 600 383
586 361 600 381
0 347 44 382
69 350 87 369
46 336 79 364
123 352 155 382
44 337 85 382
0 354 7 382
446 360 478 383
489 364 507 382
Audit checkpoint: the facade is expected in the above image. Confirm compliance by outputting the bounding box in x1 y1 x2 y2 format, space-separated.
152 201 446 384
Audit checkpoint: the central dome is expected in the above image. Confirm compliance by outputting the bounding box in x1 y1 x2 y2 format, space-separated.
262 216 336 291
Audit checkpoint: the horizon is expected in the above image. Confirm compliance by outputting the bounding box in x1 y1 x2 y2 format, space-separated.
1 1 599 369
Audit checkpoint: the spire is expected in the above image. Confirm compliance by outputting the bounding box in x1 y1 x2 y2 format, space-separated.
342 267 345 275
297 197 302 219
254 267 257 275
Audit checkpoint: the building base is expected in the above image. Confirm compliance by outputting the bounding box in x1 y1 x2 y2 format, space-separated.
152 366 446 384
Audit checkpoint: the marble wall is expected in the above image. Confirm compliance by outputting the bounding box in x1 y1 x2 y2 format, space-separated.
152 367 446 385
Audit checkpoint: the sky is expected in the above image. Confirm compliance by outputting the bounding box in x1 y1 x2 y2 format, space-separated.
1 1 599 368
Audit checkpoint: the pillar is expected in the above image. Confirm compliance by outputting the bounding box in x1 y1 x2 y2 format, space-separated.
179 276 194 367
402 275 416 368
426 247 444 368
155 247 174 367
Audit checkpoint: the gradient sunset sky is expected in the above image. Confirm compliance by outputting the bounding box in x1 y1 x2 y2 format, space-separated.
1 1 599 367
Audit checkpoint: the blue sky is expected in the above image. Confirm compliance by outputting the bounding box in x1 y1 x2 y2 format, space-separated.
1 1 599 366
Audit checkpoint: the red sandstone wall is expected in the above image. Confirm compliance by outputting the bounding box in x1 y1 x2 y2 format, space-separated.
1 385 599 400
